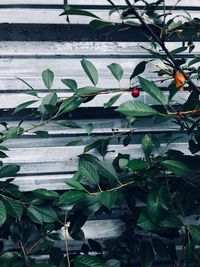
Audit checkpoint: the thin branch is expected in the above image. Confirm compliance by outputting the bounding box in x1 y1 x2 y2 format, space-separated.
124 0 200 93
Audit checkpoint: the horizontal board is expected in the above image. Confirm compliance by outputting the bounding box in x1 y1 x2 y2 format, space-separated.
0 41 199 56
0 8 199 24
4 219 125 251
1 142 190 190
0 90 189 108
1 0 200 7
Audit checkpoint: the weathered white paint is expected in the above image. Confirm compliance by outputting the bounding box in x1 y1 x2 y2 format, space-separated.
0 41 199 56
0 90 189 108
0 8 198 24
0 0 199 7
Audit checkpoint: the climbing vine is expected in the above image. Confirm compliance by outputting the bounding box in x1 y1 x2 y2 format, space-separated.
0 0 200 266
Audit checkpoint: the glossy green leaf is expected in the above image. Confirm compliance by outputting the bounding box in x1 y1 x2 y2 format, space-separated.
65 178 87 191
189 225 200 244
42 69 54 90
59 191 87 205
100 191 118 209
146 187 169 223
16 77 38 97
130 61 147 80
140 241 155 267
59 96 82 113
116 100 159 117
137 211 157 231
33 189 59 200
77 86 105 96
61 79 78 91
60 8 100 19
65 140 82 146
90 19 112 29
142 134 154 157
55 120 81 128
12 100 38 115
0 164 20 178
74 255 104 267
4 199 23 221
107 63 123 82
34 206 58 223
79 159 99 185
85 123 94 135
81 59 98 85
0 201 6 227
138 77 166 106
128 159 147 171
161 160 194 177
26 206 43 224
104 94 122 108
105 259 121 267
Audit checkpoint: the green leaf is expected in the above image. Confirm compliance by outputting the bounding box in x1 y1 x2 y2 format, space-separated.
161 160 194 177
104 94 122 108
158 213 183 228
0 164 20 178
189 225 200 244
79 159 99 185
12 100 38 115
33 189 59 200
97 161 118 181
107 63 123 82
142 134 154 157
16 77 38 97
59 96 82 113
128 159 147 171
3 127 24 139
0 201 6 227
34 131 49 138
77 86 104 97
140 241 155 267
61 79 78 91
105 259 121 267
34 206 58 223
116 100 159 117
60 8 100 19
0 252 22 267
90 19 112 29
137 211 157 231
4 199 23 221
152 239 169 259
100 191 118 210
55 120 81 128
42 69 54 90
138 77 166 106
65 140 82 146
40 92 58 114
26 206 43 224
65 178 87 191
130 61 146 80
85 123 94 135
146 187 169 223
59 191 87 205
74 255 104 267
81 59 98 85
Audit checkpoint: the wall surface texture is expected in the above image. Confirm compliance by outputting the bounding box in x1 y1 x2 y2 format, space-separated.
0 0 199 264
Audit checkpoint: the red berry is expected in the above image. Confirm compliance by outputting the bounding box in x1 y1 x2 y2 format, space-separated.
131 88 140 98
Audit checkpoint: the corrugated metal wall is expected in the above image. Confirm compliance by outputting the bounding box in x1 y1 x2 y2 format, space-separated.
0 0 199 262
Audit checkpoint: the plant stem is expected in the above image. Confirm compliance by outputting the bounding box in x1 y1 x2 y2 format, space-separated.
124 0 200 94
64 210 70 267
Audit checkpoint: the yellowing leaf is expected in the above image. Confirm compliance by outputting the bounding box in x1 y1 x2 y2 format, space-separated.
174 71 186 92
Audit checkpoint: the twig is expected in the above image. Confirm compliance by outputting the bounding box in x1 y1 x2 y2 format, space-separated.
124 0 200 94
